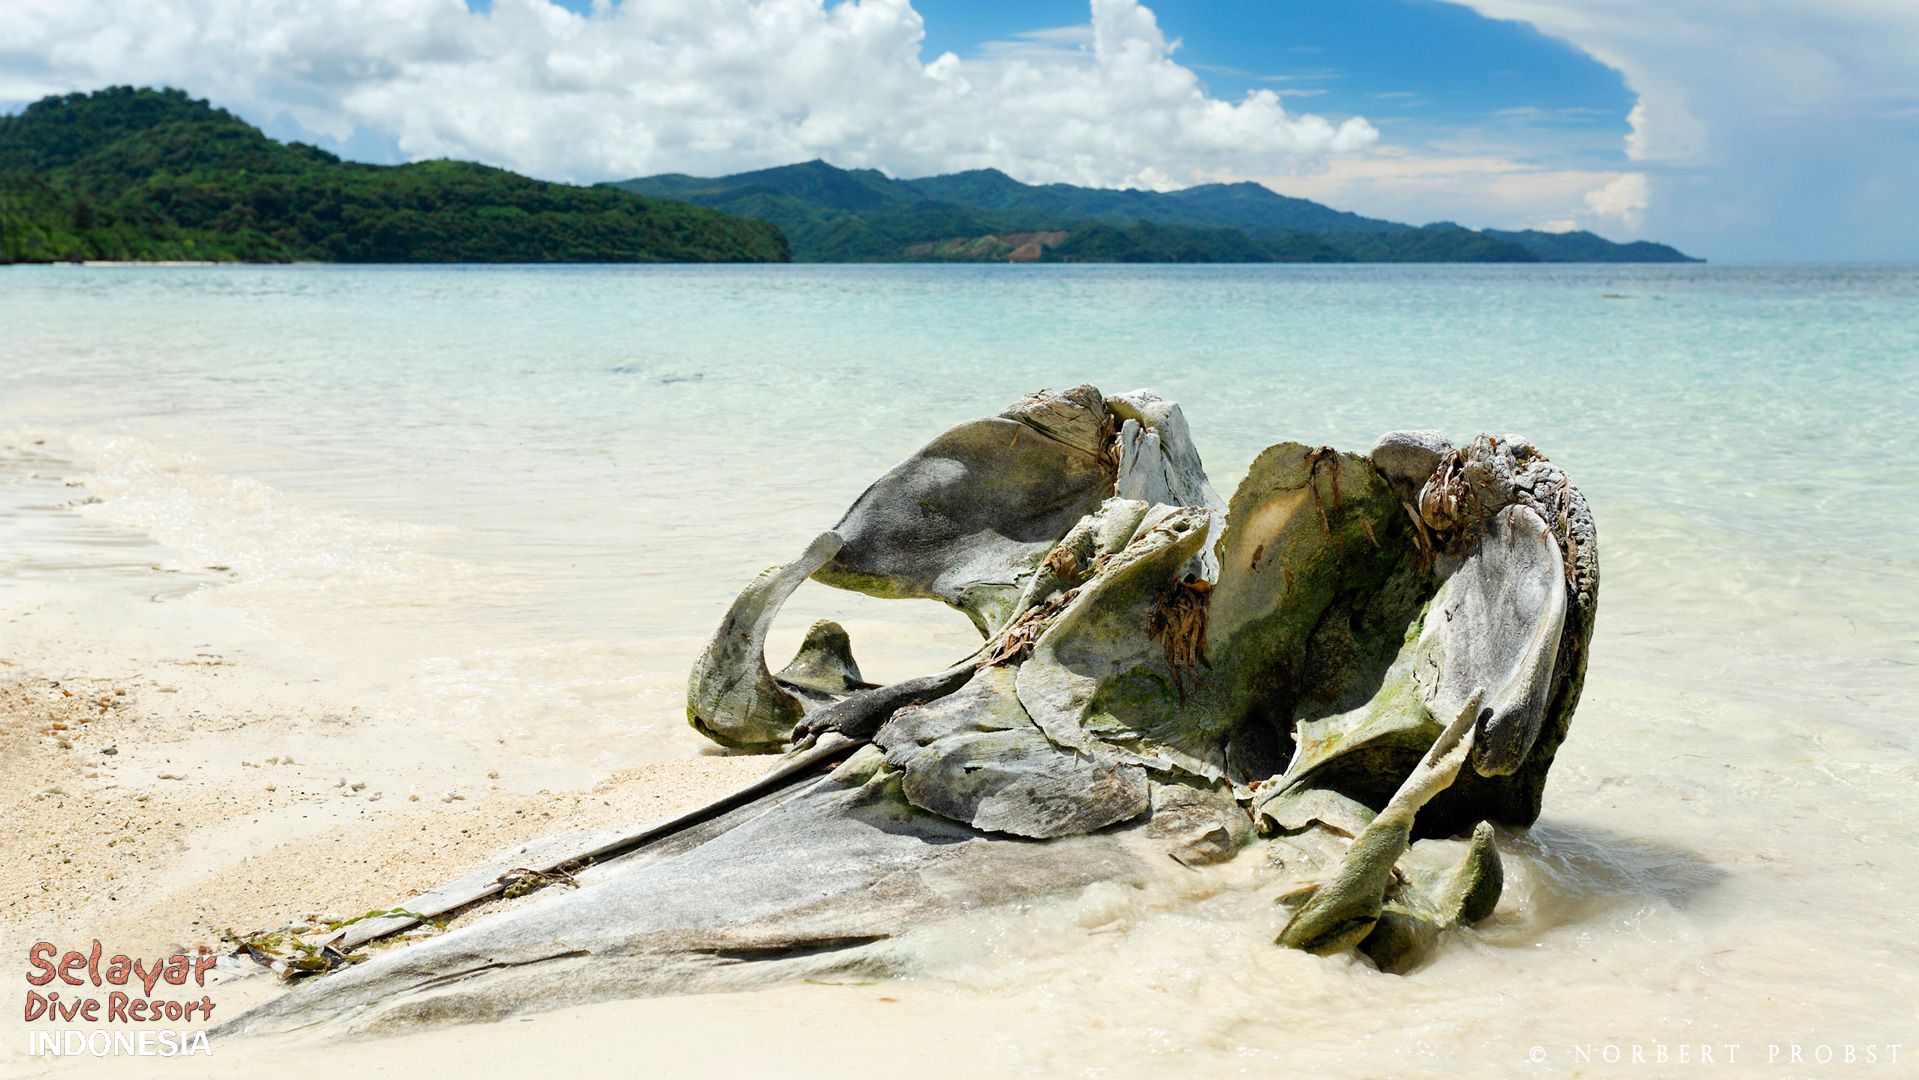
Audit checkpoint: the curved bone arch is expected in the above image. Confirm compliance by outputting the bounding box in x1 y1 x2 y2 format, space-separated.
224 388 1598 1035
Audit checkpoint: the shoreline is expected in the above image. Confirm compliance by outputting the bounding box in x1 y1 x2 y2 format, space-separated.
8 256 1717 268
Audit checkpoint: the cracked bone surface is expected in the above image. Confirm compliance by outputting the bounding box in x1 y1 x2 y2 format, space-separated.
226 391 1598 1034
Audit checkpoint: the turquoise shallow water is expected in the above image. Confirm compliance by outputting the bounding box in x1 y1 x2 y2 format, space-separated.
3 264 1912 726
2 264 1916 1073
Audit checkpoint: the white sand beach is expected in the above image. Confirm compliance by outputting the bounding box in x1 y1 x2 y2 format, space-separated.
4 264 1916 1078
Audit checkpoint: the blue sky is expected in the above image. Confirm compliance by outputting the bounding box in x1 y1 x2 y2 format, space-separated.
921 0 1636 155
6 0 1918 259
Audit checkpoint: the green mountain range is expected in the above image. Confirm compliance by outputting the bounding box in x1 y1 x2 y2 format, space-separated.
0 88 788 264
612 159 1698 264
0 86 1696 266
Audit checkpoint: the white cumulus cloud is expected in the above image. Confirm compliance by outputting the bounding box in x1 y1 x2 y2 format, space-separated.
1250 150 1645 236
1443 0 1919 258
0 0 1377 188
1580 171 1647 230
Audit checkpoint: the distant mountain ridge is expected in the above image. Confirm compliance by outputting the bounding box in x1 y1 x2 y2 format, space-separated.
0 86 1695 267
612 159 1698 264
0 87 788 264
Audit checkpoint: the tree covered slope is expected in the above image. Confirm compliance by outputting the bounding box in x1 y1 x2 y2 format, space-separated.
611 159 1699 264
0 88 788 264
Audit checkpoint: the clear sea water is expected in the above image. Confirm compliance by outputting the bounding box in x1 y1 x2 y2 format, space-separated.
3 263 1916 1074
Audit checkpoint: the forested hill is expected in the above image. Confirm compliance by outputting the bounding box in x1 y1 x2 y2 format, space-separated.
612 159 1699 264
0 88 788 264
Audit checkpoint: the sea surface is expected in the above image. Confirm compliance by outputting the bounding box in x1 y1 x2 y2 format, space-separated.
3 263 1916 1074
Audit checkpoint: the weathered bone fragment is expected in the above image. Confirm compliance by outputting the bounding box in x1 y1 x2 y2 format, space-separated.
1369 429 1453 492
1401 432 1599 833
1416 504 1566 776
1251 624 1439 837
328 733 861 951
1353 821 1502 975
1260 433 1595 970
793 662 976 744
774 620 871 703
1014 504 1217 776
223 755 1163 1037
1106 389 1227 580
1196 443 1414 786
1012 439 1416 795
1276 692 1485 955
686 532 846 750
685 386 1232 754
875 667 1149 839
814 384 1118 636
1144 780 1253 867
1006 496 1150 622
